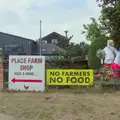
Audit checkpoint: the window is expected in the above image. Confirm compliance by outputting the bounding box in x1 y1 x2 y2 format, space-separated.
42 40 47 44
52 39 58 44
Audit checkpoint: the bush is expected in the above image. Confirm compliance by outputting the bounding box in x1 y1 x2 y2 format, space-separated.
88 36 108 69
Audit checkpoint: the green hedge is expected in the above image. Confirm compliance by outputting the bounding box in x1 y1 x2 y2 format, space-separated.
88 36 108 69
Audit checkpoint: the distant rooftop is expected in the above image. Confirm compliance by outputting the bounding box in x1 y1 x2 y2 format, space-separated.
0 32 35 42
42 32 65 41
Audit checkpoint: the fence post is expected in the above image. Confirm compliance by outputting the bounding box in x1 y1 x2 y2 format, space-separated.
0 48 4 90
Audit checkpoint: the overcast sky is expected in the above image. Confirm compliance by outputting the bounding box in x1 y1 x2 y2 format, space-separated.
0 0 101 43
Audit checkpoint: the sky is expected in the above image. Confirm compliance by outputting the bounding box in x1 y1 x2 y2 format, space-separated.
0 0 101 43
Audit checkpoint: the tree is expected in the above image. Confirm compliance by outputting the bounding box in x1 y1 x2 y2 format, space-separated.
65 42 82 58
99 1 120 47
82 18 105 42
88 36 108 68
82 18 109 68
64 42 89 60
82 0 120 68
79 42 90 59
58 30 73 50
97 0 119 7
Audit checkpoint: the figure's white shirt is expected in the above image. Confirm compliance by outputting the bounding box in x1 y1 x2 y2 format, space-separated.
102 46 117 64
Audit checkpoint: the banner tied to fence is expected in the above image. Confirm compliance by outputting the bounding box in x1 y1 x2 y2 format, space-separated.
47 69 94 86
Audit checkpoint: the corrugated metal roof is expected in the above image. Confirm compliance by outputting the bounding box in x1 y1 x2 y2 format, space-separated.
0 32 34 42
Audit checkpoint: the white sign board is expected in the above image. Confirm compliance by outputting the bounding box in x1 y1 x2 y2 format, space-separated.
9 55 45 92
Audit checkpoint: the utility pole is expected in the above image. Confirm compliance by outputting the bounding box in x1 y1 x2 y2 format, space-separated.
39 20 42 55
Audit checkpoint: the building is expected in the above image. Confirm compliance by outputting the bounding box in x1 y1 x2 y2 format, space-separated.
0 32 66 58
0 32 38 57
38 32 67 56
42 32 66 45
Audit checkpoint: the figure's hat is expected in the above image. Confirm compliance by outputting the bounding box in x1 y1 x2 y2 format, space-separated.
107 39 114 46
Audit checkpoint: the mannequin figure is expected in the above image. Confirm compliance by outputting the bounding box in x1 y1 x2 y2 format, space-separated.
96 40 117 80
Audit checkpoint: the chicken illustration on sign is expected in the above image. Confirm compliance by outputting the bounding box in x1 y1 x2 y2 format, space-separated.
24 85 29 90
